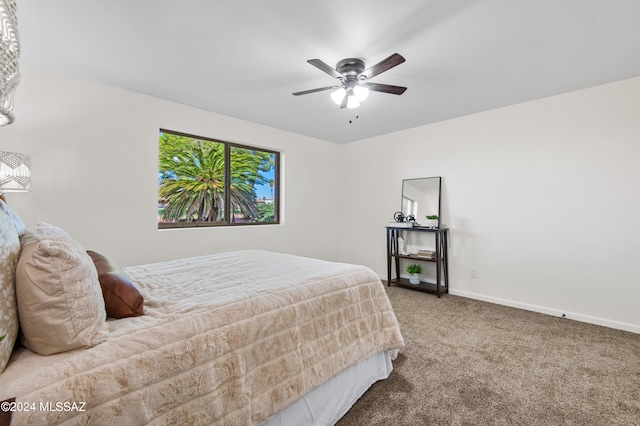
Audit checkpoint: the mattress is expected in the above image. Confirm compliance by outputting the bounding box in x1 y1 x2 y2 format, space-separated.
1 250 403 425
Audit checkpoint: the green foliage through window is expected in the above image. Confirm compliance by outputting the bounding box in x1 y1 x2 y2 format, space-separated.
158 129 279 228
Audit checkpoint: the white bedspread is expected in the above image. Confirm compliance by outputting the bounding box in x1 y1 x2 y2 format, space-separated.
0 250 404 425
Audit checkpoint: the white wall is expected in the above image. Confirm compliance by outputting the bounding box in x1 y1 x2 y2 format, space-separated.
3 69 639 333
1 69 343 266
339 76 640 333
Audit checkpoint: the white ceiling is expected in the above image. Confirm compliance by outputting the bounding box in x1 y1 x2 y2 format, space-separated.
16 0 640 144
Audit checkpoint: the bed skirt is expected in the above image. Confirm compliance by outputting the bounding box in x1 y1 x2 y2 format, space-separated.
264 350 392 425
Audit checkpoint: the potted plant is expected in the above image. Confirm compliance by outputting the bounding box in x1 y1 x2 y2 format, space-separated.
426 215 439 228
406 264 422 285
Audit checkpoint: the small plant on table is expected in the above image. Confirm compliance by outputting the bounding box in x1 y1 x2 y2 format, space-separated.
406 264 422 285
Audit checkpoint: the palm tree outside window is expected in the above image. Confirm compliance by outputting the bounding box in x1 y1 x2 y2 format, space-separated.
158 129 279 228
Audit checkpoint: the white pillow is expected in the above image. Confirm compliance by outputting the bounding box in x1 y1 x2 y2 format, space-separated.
0 209 20 373
16 223 108 355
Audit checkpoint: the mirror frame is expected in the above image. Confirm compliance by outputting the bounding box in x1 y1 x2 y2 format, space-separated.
401 176 441 227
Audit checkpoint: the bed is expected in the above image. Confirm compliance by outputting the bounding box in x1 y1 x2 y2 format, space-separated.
0 202 404 425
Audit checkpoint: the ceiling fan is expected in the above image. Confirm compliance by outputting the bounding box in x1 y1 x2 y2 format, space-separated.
293 53 407 109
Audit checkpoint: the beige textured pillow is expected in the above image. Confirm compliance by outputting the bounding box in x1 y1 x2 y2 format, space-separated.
15 223 108 356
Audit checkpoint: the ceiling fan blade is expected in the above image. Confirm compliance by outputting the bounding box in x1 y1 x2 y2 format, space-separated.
361 53 406 80
292 86 338 96
307 59 342 79
363 82 407 95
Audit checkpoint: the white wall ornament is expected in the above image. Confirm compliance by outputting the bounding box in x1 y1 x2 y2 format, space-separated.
0 0 20 126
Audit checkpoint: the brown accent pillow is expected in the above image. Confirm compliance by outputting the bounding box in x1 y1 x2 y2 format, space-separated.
0 397 15 426
87 251 144 319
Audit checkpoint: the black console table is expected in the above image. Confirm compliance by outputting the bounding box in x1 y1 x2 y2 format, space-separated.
386 226 449 297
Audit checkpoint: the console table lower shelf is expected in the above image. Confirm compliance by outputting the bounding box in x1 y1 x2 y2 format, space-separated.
387 278 446 295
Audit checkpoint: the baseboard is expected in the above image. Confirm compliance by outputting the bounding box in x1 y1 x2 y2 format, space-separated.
377 272 639 334
449 289 640 335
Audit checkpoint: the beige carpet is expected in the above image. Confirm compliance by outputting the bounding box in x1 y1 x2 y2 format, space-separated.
337 286 640 425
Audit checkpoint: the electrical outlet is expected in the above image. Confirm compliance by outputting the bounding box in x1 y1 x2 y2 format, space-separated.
470 267 478 278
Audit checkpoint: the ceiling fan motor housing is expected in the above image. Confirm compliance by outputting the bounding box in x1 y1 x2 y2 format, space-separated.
336 58 366 86
336 58 365 76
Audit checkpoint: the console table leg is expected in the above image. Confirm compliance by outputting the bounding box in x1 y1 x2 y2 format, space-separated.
435 231 441 298
386 229 392 286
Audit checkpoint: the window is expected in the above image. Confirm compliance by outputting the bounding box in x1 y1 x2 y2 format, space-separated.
402 196 417 218
158 129 279 228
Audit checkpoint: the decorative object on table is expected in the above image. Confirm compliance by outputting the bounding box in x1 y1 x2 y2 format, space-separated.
0 0 21 126
426 215 439 228
416 249 435 260
388 211 413 228
397 237 408 255
406 264 422 285
0 151 31 198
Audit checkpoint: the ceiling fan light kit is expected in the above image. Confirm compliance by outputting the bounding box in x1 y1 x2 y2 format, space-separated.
331 81 369 109
330 87 347 105
293 53 407 109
